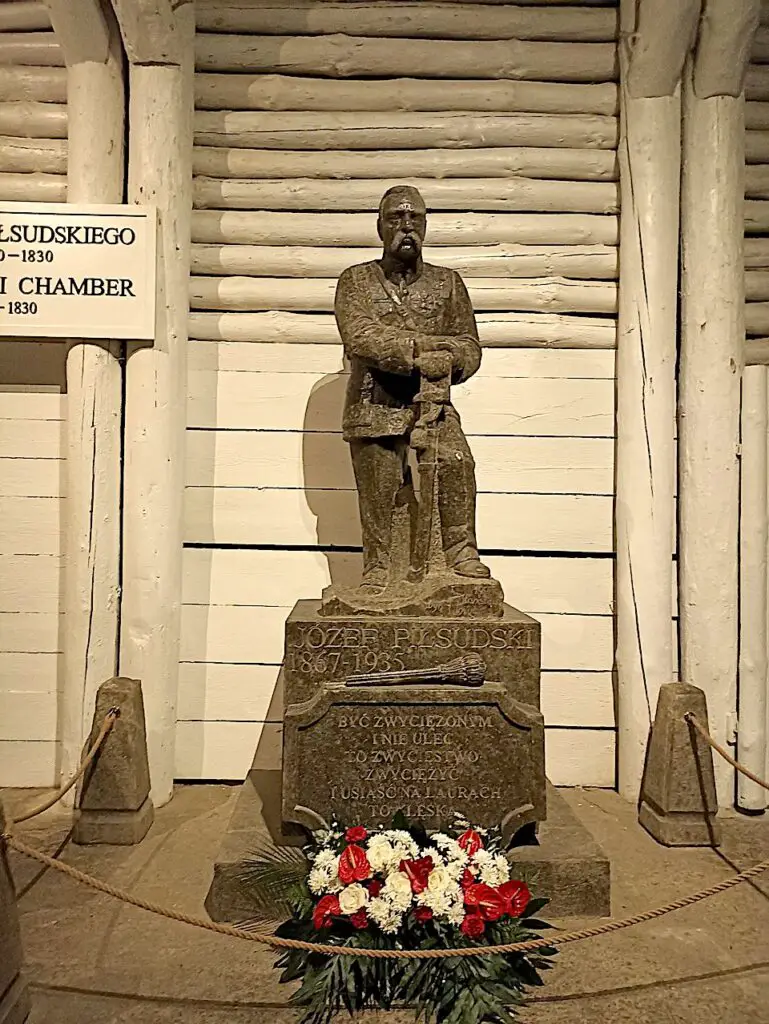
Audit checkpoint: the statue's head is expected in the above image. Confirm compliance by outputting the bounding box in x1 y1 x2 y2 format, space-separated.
377 185 427 265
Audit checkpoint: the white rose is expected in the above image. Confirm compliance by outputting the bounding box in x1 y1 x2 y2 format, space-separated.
367 839 396 873
338 883 369 915
427 866 451 895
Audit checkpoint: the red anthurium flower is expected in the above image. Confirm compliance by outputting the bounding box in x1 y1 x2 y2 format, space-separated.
463 883 505 921
460 912 485 938
457 829 484 856
368 879 383 897
414 906 433 923
338 844 371 884
345 826 368 843
460 868 475 890
499 880 531 918
350 908 369 930
399 856 434 894
312 893 340 930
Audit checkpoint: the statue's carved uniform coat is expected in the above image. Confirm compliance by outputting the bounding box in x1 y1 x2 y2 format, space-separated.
334 261 484 579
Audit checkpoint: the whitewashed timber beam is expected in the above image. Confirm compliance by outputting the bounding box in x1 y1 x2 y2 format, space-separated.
115 0 194 805
614 0 697 804
42 0 125 797
679 0 760 804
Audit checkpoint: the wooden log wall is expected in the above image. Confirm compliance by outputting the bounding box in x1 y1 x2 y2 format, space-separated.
184 0 620 785
0 1 66 786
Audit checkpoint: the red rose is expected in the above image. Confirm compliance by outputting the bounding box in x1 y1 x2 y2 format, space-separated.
345 826 368 843
463 883 505 922
350 908 369 930
460 868 475 890
368 879 383 897
399 856 434 894
457 829 484 856
312 893 340 930
338 844 371 884
460 912 485 938
413 906 433 923
499 880 531 918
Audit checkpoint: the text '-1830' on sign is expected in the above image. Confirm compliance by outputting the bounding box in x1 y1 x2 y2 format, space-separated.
0 202 156 340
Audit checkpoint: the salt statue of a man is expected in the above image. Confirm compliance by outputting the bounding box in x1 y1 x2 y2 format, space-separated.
334 185 490 596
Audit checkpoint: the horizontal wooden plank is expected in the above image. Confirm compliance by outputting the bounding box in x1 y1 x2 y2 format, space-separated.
745 199 769 233
191 243 619 280
0 457 63 497
0 417 61 458
0 2 51 33
0 136 66 174
746 269 769 301
194 3 618 41
194 110 618 150
0 171 65 202
195 34 618 83
0 32 63 67
172 719 613 784
193 147 618 182
190 275 618 314
189 309 617 347
182 548 614 614
545 728 614 787
746 63 769 101
184 488 613 551
0 555 61 612
747 130 769 164
187 340 616 378
193 177 619 214
747 301 769 336
194 73 618 114
0 391 64 420
180 603 612 669
0 690 57 741
0 100 66 139
192 210 619 246
177 661 614 727
0 611 61 653
187 368 615 435
0 739 57 787
0 651 60 693
185 430 615 494
0 496 61 554
0 65 66 103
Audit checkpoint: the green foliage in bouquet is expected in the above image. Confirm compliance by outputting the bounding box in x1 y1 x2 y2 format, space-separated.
237 814 557 1024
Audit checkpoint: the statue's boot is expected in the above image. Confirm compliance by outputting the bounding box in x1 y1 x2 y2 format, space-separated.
437 415 491 580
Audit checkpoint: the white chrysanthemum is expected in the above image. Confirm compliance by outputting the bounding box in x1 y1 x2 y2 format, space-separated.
382 870 413 911
313 849 336 870
472 849 492 868
433 834 466 863
368 897 404 934
477 853 510 888
307 865 332 895
382 830 419 859
367 838 397 873
338 883 369 915
446 902 466 926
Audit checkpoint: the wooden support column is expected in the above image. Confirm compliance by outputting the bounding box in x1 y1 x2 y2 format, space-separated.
679 0 760 804
43 0 125 791
615 0 698 801
114 0 194 805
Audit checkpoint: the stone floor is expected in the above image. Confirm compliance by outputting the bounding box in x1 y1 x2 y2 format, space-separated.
3 785 769 1024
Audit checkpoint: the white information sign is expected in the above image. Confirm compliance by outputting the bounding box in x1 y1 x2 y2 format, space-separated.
0 202 157 340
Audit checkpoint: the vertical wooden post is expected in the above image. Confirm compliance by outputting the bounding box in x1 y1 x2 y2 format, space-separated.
43 0 125 790
615 0 698 801
115 0 194 805
738 366 768 811
679 0 759 804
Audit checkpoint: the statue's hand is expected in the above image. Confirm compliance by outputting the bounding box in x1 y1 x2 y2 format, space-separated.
416 350 453 381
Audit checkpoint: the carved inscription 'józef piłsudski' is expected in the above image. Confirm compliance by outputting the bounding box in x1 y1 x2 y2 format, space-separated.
283 601 542 708
282 686 545 834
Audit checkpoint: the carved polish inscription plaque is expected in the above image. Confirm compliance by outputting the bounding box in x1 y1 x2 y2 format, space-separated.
282 684 545 835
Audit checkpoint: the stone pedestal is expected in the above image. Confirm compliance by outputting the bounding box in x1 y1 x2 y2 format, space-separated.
639 682 721 847
73 677 155 846
0 801 30 1024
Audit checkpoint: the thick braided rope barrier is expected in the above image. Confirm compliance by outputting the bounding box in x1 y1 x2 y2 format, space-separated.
686 713 769 792
9 710 120 825
4 831 768 959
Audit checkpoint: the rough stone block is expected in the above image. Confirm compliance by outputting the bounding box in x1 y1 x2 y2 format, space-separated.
0 800 30 1024
73 677 154 845
283 681 545 836
639 682 721 847
284 600 541 708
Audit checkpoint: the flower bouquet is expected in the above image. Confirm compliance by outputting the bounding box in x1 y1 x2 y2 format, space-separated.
238 814 556 1024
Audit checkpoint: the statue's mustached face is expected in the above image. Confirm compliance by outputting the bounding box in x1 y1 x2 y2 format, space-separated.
378 199 427 264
